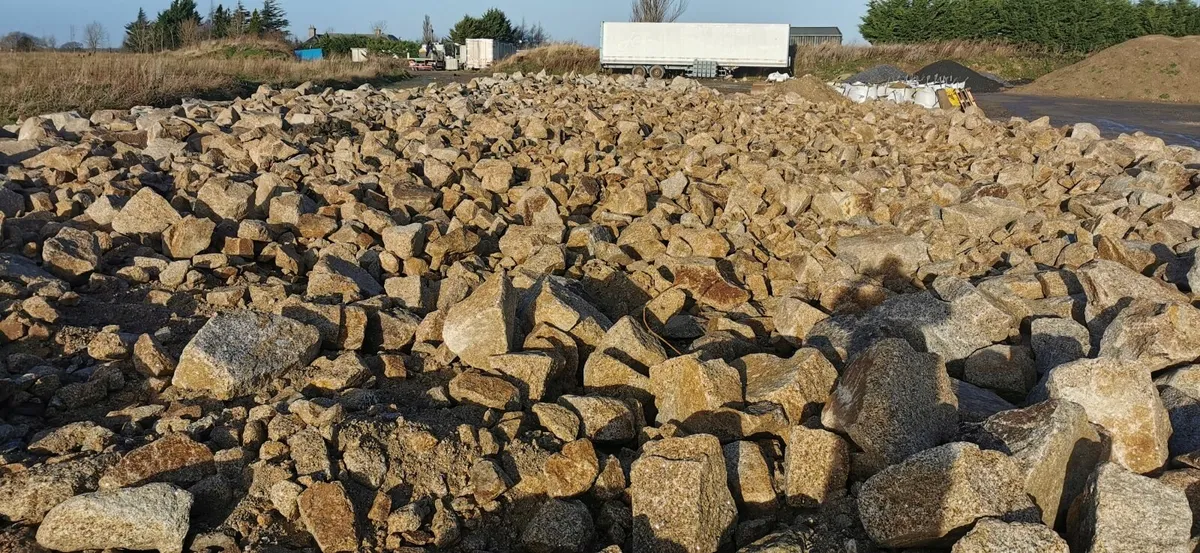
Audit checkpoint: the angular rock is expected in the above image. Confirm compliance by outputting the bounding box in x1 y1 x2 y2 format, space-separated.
442 273 517 369
858 442 1038 548
521 499 594 553
449 370 520 410
822 338 959 471
100 433 214 489
671 257 750 311
1030 317 1090 374
306 255 383 302
735 348 837 423
110 187 182 235
172 310 321 400
0 454 116 523
1098 300 1200 373
162 216 215 259
1033 357 1170 474
42 226 101 281
1067 463 1191 553
722 441 779 512
649 354 743 428
558 395 638 445
951 519 1068 553
783 427 849 508
298 481 359 553
975 400 1103 528
630 435 737 553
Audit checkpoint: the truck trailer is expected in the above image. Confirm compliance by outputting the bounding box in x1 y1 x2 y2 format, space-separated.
464 38 517 70
600 22 790 78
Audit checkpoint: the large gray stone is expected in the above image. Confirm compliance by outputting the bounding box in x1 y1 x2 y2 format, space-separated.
0 454 116 523
35 483 192 553
1098 300 1200 373
1067 463 1191 553
975 400 1103 528
172 310 321 400
822 338 959 471
42 226 101 281
858 442 1038 548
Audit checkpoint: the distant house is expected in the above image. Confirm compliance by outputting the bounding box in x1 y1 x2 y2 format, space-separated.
789 27 843 46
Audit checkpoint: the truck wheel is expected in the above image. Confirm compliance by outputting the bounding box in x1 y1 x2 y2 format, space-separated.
632 66 648 78
649 65 666 79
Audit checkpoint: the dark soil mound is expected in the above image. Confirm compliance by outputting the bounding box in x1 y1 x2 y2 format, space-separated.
915 60 1006 93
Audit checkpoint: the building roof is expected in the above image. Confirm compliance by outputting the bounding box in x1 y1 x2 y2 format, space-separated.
790 26 842 37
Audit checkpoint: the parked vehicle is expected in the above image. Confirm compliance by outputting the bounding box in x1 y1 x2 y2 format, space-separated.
600 22 790 78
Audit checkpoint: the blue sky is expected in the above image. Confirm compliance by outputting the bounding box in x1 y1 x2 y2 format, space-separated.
2 0 870 47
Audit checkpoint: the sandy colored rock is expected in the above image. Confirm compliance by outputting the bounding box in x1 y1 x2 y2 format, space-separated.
36 483 192 553
442 273 517 369
630 435 737 553
111 187 181 235
298 481 358 553
649 353 743 428
100 433 214 489
975 400 1103 528
736 348 837 423
723 440 779 512
1067 463 1191 553
42 226 100 281
951 518 1068 553
1033 357 1170 474
783 426 849 508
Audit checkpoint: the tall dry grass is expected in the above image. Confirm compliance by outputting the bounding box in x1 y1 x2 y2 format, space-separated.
0 51 409 124
793 40 1082 82
491 44 601 75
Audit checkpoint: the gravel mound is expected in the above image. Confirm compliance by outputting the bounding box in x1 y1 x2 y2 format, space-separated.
915 60 1007 92
0 71 1198 553
846 64 912 84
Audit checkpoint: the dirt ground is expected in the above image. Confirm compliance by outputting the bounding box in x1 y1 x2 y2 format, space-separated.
1021 35 1200 104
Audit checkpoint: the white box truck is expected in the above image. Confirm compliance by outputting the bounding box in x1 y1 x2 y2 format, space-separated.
601 22 790 78
465 38 517 70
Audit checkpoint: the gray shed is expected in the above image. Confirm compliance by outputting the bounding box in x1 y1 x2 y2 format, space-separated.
789 26 843 46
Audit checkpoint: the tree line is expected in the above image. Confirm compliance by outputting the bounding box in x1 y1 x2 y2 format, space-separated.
123 0 288 53
860 0 1200 52
448 9 549 46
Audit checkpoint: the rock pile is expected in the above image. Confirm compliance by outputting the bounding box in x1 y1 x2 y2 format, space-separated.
1 70 1199 552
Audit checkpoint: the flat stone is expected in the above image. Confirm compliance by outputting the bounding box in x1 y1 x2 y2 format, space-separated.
36 483 192 553
449 370 520 410
298 481 358 553
951 518 1068 553
172 310 321 400
100 433 214 489
670 257 750 311
306 255 383 302
833 226 930 278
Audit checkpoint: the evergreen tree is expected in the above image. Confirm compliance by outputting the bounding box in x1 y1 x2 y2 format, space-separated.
123 8 153 52
259 0 289 33
248 9 263 36
212 5 232 39
231 1 249 37
152 0 201 49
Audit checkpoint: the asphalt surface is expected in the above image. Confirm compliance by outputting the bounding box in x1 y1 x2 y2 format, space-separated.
391 72 1200 148
975 93 1200 148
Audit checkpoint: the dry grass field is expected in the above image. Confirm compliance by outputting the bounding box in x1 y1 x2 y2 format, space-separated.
0 40 409 124
491 43 602 75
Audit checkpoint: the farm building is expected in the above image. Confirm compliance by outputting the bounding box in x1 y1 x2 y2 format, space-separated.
789 26 843 46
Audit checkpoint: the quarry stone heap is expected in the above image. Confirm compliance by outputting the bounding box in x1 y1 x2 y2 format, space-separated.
0 70 1199 553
